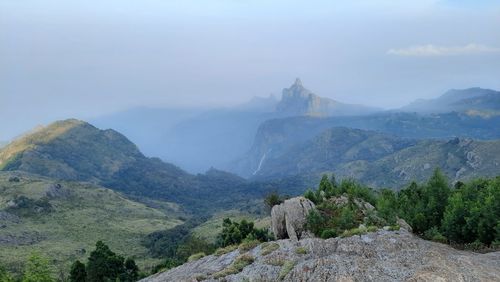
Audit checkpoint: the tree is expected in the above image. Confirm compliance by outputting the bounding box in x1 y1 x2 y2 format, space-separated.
69 260 86 282
86 241 125 282
319 174 334 197
264 191 284 211
22 253 53 282
424 168 450 229
123 258 139 282
0 264 14 282
376 189 398 225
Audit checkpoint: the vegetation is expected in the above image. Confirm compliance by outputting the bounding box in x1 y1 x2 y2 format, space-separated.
213 254 254 279
260 242 280 256
22 253 53 282
0 172 180 276
68 241 139 282
216 218 272 247
305 171 500 249
278 260 295 280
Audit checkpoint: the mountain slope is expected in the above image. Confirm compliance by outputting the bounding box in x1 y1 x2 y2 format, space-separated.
0 171 182 274
401 87 500 114
232 124 500 187
0 119 315 214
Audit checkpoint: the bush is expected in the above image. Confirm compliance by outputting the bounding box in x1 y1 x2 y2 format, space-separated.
320 229 338 239
423 227 447 244
217 218 272 247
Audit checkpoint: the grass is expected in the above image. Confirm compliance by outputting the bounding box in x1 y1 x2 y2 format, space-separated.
238 239 260 252
187 252 206 262
0 172 182 276
340 225 379 238
295 247 308 255
260 242 280 256
278 260 296 280
213 254 254 279
214 245 238 256
388 225 400 231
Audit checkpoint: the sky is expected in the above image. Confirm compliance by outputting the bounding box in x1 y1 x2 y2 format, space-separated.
1 0 500 140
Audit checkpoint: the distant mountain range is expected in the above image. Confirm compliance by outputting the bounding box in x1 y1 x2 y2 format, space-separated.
400 87 500 114
232 126 500 187
92 79 381 173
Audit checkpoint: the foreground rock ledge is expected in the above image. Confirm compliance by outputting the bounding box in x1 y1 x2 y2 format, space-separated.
140 229 500 282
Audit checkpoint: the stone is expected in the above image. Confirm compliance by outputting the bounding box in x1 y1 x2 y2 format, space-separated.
140 230 500 282
271 197 315 240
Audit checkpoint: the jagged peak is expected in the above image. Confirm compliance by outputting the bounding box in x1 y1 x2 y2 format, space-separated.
293 77 303 87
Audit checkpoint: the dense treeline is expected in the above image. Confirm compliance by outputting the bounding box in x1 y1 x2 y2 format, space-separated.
303 170 500 248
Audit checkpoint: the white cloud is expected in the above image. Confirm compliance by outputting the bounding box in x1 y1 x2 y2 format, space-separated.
387 43 500 56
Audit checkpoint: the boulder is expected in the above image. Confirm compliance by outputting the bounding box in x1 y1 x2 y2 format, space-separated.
271 196 315 240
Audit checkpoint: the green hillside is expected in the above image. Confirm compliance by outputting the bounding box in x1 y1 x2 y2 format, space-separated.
246 127 500 187
0 171 182 275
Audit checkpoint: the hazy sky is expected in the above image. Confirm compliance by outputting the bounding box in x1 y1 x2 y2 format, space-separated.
1 0 500 140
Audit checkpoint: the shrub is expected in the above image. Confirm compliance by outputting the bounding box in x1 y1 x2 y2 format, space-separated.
388 225 400 231
464 240 486 251
366 226 378 232
341 227 367 238
187 252 206 262
423 227 447 244
320 229 338 239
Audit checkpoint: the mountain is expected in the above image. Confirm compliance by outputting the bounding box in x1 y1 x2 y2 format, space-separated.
401 87 500 114
0 119 313 214
0 171 182 274
276 78 379 116
231 124 500 186
93 79 378 173
141 229 500 281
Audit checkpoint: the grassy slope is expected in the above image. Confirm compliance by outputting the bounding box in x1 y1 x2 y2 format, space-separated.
0 172 182 275
191 209 270 244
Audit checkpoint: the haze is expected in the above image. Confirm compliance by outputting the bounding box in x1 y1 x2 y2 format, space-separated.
1 0 500 140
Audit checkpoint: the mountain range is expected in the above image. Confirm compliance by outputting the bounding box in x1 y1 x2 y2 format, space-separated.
232 126 500 187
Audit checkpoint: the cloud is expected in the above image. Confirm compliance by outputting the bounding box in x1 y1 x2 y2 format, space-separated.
387 43 500 56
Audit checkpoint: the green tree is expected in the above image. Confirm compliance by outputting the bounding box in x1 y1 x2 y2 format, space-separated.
376 189 398 225
123 258 139 282
22 253 53 282
69 260 86 282
86 241 125 282
424 168 450 229
0 264 14 282
318 174 334 197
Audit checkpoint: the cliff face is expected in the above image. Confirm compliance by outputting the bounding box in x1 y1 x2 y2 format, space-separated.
276 78 378 117
141 229 500 282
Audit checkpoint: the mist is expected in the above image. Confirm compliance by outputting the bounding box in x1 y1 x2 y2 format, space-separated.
2 0 500 141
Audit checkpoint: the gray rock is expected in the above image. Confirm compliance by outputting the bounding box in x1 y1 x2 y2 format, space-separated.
141 230 500 282
271 197 315 240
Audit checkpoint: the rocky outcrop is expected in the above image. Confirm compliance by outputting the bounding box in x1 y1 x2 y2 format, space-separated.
271 197 315 240
140 229 500 282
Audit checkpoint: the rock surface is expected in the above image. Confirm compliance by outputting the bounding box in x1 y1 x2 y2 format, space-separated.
140 229 500 282
271 196 315 240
